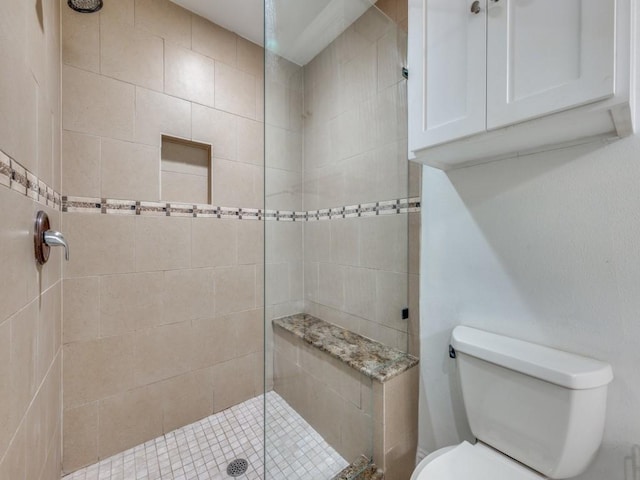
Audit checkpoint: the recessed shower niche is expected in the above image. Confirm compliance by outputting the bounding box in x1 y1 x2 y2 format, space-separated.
160 135 212 205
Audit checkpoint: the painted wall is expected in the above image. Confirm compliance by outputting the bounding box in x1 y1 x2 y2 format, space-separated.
60 0 265 472
0 0 63 478
418 27 640 477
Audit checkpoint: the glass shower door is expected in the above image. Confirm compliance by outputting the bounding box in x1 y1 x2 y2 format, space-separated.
264 0 411 477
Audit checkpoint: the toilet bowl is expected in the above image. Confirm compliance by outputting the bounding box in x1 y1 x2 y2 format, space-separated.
410 326 613 480
410 442 545 480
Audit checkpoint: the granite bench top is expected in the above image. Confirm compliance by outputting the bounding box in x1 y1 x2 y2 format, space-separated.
332 456 384 480
272 313 418 383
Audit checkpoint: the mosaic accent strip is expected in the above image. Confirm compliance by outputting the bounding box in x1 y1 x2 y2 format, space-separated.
62 195 421 221
0 149 62 209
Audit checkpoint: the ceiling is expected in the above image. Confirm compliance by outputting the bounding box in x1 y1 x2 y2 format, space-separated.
171 0 376 66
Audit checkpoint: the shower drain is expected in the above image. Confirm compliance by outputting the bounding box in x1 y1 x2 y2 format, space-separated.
227 458 249 477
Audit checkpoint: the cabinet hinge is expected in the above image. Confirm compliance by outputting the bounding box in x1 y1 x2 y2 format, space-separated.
402 67 408 79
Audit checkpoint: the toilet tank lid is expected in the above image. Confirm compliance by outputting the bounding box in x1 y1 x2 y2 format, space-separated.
451 326 613 390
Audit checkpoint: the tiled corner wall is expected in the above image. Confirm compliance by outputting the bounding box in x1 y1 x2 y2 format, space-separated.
0 0 63 478
300 1 421 356
60 0 265 473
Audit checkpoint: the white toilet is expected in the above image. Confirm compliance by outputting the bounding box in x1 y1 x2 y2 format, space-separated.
411 326 614 480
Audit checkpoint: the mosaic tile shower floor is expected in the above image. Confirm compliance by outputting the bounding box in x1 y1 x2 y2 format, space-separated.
62 392 348 480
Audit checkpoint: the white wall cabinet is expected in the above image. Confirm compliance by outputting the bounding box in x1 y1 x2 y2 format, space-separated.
408 0 633 170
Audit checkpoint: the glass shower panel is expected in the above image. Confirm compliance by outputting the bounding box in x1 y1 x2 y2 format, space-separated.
264 0 410 477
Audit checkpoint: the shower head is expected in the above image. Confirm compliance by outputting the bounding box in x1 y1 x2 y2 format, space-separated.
67 0 103 13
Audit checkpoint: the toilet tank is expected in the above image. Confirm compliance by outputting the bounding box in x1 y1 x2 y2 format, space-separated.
451 326 613 479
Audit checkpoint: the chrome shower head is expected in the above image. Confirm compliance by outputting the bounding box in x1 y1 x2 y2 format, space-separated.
67 0 103 13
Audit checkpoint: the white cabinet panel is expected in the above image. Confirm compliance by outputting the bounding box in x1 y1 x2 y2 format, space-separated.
408 0 486 150
486 0 615 129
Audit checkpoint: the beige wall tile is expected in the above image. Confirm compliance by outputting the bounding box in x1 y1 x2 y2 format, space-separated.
63 402 98 473
11 301 39 422
266 263 289 306
158 369 213 433
344 267 376 321
211 352 262 412
354 6 394 43
211 158 261 207
192 218 237 268
265 79 289 133
162 269 214 324
339 405 373 463
98 384 163 458
61 5 99 71
0 0 26 62
236 37 263 78
237 117 264 166
37 87 54 187
0 320 13 459
133 322 193 386
233 308 263 357
191 104 237 161
360 215 408 273
191 316 236 369
265 222 302 264
304 263 319 303
0 189 32 321
161 171 209 204
100 19 164 91
26 0 46 88
215 62 257 119
359 319 405 350
237 220 263 265
213 265 256 316
101 138 160 200
0 419 26 480
408 273 419 358
63 277 99 344
135 0 192 48
0 46 37 170
62 130 100 197
318 263 345 310
165 44 215 107
63 334 135 408
303 221 331 264
63 65 135 141
37 282 62 383
100 0 134 25
134 216 191 272
330 219 360 266
135 87 192 147
264 167 300 211
62 213 136 277
100 272 164 337
162 139 209 175
375 270 407 330
192 15 237 67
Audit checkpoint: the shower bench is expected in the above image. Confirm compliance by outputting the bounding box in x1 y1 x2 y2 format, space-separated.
273 313 419 480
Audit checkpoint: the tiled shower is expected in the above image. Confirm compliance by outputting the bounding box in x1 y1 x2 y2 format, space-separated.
0 0 419 479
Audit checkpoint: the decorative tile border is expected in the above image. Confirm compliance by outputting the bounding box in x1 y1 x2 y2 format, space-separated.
62 196 421 221
0 150 62 209
0 147 420 221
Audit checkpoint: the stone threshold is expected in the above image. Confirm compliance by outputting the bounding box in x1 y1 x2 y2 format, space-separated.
332 455 384 480
273 313 418 383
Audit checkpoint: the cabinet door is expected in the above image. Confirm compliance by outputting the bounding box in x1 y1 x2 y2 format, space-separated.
408 0 487 151
486 0 615 130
